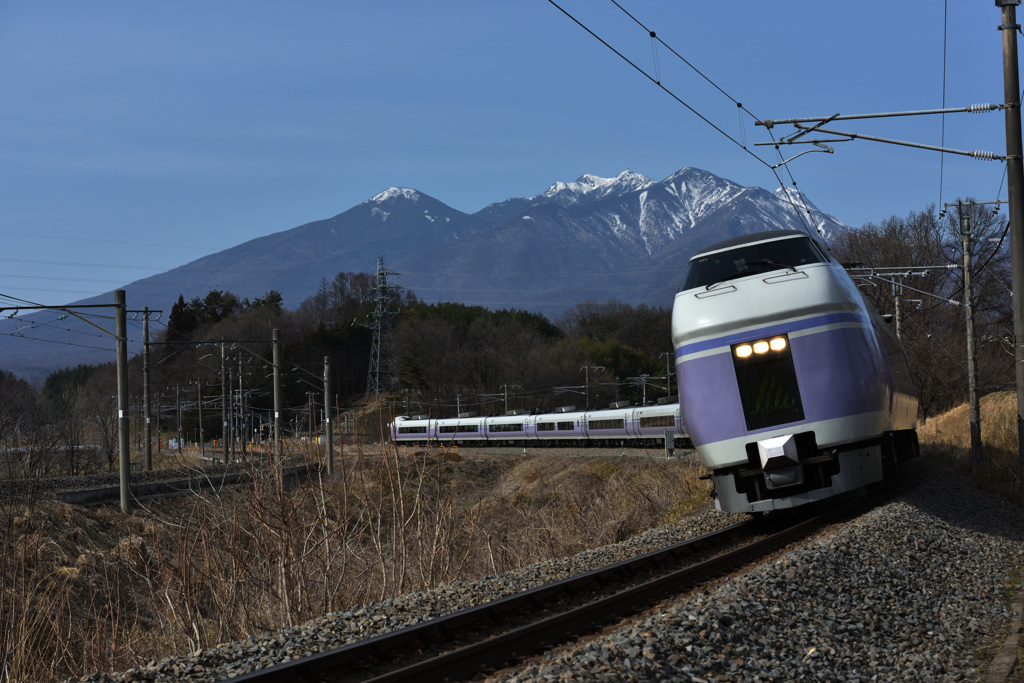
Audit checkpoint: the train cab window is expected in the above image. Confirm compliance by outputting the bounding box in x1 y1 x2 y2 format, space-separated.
680 236 827 291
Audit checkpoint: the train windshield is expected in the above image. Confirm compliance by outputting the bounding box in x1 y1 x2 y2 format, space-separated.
679 236 827 291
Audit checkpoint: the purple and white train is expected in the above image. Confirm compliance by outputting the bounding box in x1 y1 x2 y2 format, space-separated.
390 401 685 449
673 229 919 514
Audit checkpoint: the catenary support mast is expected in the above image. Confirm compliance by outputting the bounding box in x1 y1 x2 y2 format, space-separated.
998 0 1024 505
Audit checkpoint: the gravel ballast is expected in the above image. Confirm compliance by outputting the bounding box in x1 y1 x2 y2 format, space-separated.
74 459 1024 682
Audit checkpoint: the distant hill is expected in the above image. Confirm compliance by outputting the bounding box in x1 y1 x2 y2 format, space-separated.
0 166 845 382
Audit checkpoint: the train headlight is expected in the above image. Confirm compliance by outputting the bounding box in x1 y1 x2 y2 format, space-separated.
733 334 790 359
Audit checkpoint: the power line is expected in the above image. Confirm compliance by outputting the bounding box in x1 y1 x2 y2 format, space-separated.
546 1 762 165
0 256 162 271
0 230 221 252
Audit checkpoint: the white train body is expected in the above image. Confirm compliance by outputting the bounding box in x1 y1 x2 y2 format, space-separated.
672 230 918 513
390 401 684 449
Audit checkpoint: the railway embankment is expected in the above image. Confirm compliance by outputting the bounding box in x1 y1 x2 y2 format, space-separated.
67 457 1023 682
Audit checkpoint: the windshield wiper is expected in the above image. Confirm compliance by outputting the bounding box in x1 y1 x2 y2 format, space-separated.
756 258 799 274
705 271 753 290
704 260 800 290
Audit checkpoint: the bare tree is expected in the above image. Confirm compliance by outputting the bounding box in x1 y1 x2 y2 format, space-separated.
830 202 1013 415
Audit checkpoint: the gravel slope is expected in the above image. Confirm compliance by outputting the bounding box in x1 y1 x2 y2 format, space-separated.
72 459 1023 682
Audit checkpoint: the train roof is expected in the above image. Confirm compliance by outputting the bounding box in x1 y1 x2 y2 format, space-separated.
690 229 811 259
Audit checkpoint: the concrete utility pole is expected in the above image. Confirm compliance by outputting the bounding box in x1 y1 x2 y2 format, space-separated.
155 393 160 454
500 384 520 414
176 384 182 453
221 341 228 462
628 374 664 406
273 328 282 468
143 307 152 470
239 356 246 457
660 352 674 395
324 356 333 476
196 380 205 459
959 204 982 476
581 366 604 410
998 0 1024 505
116 289 130 514
891 279 903 341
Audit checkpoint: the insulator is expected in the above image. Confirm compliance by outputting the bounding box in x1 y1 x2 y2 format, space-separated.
969 150 1001 161
967 103 997 113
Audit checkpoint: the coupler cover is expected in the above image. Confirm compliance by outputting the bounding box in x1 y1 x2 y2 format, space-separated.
757 434 805 489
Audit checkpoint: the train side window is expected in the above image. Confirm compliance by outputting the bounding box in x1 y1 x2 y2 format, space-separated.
488 423 525 433
398 426 427 434
588 418 624 430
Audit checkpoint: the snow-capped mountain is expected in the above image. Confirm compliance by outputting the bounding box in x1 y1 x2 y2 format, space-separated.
0 167 847 380
540 170 655 206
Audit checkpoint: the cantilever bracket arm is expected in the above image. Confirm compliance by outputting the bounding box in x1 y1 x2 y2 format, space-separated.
757 123 1004 160
778 113 840 144
757 103 1003 129
756 103 1005 160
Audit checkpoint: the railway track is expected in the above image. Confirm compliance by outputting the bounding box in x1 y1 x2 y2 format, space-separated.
226 504 858 683
1 462 320 505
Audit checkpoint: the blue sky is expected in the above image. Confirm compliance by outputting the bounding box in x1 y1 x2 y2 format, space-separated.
0 1 1013 307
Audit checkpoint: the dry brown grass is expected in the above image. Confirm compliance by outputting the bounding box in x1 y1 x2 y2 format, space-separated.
918 390 1021 502
0 439 707 681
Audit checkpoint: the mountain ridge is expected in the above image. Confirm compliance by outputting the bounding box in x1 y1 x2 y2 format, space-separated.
0 166 846 381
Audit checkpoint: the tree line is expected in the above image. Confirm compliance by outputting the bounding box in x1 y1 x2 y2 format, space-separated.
828 201 1012 417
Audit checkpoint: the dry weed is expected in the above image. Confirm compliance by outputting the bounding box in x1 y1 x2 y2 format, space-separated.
918 391 1021 501
1 437 707 681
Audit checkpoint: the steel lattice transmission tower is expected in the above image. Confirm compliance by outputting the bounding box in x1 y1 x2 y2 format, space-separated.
363 257 400 401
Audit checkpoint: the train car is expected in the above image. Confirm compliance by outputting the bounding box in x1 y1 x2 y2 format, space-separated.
391 401 686 449
534 408 589 445
391 415 434 445
672 229 919 514
481 412 532 446
625 403 684 447
433 414 488 445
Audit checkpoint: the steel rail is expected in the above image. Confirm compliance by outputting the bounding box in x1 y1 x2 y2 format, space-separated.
367 513 827 682
224 512 830 683
39 464 319 505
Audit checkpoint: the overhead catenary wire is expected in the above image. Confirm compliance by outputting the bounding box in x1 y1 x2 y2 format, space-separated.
606 0 821 231
545 0 815 236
